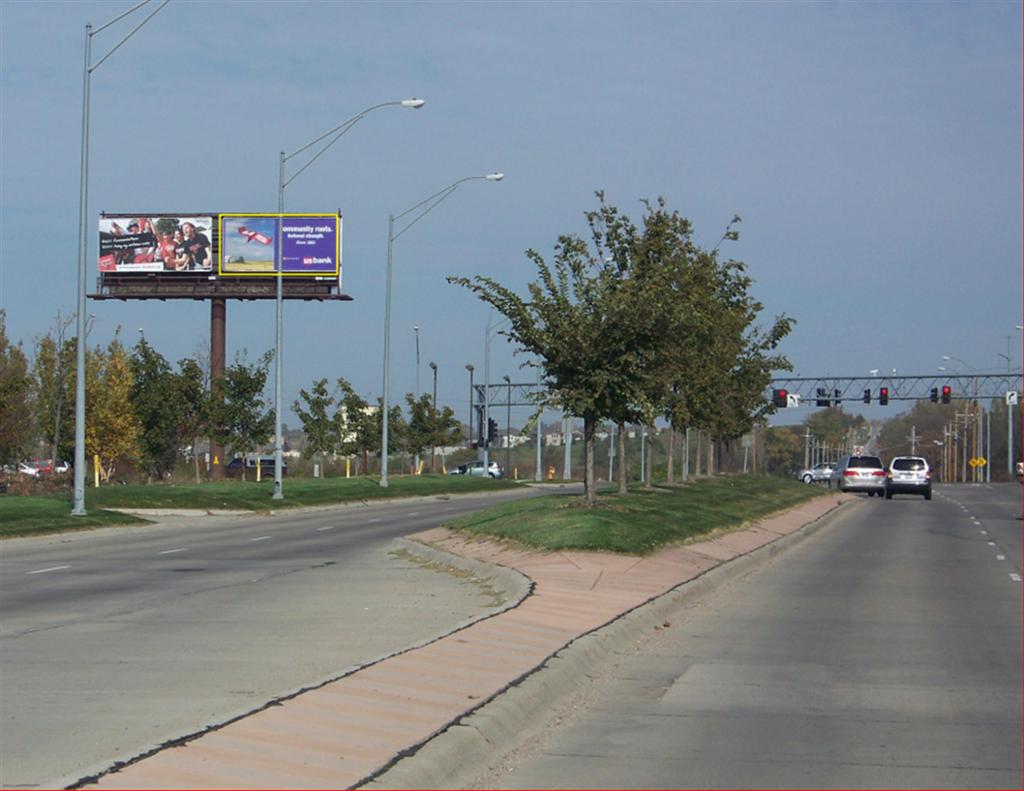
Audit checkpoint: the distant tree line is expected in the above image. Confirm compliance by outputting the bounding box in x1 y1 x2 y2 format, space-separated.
0 309 465 484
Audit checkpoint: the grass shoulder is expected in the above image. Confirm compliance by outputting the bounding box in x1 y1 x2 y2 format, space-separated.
0 475 521 540
444 475 831 555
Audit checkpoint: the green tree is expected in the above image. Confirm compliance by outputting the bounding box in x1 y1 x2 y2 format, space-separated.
86 334 141 482
0 310 34 464
334 379 376 474
130 338 181 481
31 312 76 464
293 378 338 474
211 351 274 480
404 393 434 471
176 357 210 483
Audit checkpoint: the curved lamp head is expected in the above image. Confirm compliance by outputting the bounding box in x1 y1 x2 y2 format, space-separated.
429 361 437 371
401 98 426 108
486 172 504 181
503 375 511 384
465 364 474 372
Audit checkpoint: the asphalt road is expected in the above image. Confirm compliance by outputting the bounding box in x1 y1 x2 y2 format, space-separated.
479 483 1022 789
0 487 537 789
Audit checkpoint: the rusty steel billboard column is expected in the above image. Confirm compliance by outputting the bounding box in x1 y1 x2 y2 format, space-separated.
209 298 226 480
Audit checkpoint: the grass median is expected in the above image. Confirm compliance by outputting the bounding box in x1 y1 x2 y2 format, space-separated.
0 475 520 539
445 475 832 555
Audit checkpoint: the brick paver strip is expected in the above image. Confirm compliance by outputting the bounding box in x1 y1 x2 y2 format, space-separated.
91 494 846 789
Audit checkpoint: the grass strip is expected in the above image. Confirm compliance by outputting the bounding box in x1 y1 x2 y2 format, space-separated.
445 476 831 555
1 475 519 539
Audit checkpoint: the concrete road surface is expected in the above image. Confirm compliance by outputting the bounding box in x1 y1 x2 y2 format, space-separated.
0 488 536 789
476 484 1022 789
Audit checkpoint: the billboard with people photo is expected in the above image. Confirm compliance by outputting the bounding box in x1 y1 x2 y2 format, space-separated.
98 216 214 273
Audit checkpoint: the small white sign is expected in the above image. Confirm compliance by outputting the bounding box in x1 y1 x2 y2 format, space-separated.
1006 391 1019 406
786 393 801 408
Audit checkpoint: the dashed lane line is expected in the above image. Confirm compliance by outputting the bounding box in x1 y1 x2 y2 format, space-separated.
250 536 272 543
26 565 70 575
158 548 188 555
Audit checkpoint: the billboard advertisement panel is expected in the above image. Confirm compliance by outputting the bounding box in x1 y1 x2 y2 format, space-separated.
99 216 214 273
219 214 341 277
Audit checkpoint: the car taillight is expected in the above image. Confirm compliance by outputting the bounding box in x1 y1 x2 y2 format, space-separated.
872 470 886 477
843 470 857 477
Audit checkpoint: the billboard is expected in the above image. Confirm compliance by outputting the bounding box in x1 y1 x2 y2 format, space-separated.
219 214 341 277
99 216 214 273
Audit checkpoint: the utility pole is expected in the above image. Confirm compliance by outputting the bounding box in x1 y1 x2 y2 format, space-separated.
910 425 916 455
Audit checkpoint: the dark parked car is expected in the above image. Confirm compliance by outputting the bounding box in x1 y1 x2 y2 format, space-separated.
225 456 287 478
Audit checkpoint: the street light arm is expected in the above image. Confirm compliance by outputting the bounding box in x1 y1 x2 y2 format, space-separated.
282 100 424 190
90 0 170 71
391 173 503 239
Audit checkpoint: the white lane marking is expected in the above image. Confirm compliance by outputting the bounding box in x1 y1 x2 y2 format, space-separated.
987 541 996 546
997 555 1006 561
316 526 335 532
407 512 420 517
159 548 187 555
26 565 70 575
368 518 382 523
250 536 271 542
979 530 988 535
1010 574 1022 583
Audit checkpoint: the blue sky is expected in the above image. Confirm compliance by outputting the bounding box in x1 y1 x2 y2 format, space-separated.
1 0 1020 430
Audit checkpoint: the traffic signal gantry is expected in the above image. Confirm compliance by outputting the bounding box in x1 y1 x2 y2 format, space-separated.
768 371 1021 408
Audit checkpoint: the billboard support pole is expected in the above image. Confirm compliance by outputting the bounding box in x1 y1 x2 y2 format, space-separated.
210 298 226 480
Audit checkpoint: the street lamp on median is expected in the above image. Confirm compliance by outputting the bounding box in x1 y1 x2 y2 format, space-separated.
379 173 504 487
503 374 512 477
429 361 438 472
72 0 171 516
465 364 475 448
272 98 425 500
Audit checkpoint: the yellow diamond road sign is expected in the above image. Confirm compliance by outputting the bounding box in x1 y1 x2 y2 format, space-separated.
969 457 987 468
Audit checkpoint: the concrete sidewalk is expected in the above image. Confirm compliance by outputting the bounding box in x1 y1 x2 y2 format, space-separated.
87 494 851 790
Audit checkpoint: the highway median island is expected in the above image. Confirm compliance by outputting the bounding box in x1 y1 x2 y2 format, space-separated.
444 475 832 555
0 475 520 539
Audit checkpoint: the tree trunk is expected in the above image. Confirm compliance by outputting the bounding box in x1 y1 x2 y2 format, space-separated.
666 428 675 484
617 421 628 495
695 431 702 476
707 437 714 476
193 435 201 484
584 414 596 507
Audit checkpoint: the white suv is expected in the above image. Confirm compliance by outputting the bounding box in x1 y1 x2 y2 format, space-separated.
885 456 931 500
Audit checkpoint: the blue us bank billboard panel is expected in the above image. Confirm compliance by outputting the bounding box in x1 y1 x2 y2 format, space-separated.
219 213 342 283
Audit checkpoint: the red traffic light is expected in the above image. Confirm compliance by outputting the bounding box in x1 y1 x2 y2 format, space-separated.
772 388 788 408
879 387 889 406
941 385 951 404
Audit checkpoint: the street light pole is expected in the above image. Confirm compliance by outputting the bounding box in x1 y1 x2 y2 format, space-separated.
503 375 512 476
73 0 170 516
413 325 420 475
380 173 504 487
273 98 425 500
429 361 438 473
465 364 475 448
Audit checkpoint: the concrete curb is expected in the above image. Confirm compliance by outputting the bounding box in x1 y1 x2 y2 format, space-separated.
363 497 855 789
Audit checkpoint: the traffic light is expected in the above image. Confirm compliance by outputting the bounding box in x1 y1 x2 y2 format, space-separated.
879 387 889 406
863 389 871 404
772 388 788 408
833 388 842 407
815 387 829 408
941 385 951 404
487 418 498 445
930 387 939 403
